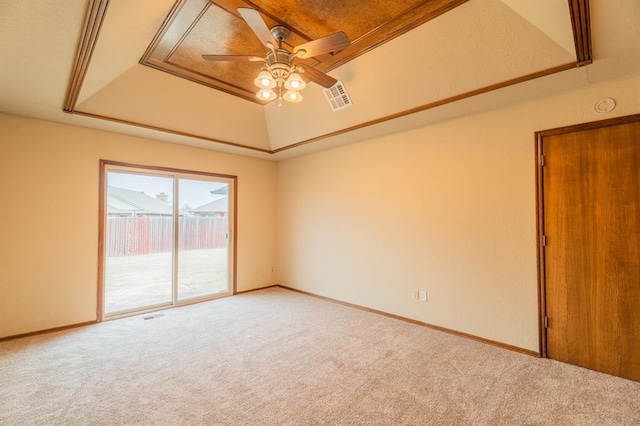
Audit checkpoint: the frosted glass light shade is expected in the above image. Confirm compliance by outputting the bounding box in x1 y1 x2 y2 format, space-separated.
284 72 306 91
256 89 277 101
254 70 276 89
283 90 303 103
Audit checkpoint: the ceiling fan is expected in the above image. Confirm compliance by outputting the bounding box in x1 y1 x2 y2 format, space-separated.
201 8 350 103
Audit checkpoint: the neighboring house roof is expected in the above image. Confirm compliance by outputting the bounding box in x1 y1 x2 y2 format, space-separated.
210 186 228 196
192 197 228 213
107 186 173 216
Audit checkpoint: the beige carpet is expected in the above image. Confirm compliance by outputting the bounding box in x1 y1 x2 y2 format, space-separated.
1 287 638 425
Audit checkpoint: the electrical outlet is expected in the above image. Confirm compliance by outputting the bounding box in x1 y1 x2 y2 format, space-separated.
412 290 420 300
419 290 427 302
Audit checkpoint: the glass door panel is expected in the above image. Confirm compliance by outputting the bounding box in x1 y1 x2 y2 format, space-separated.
100 163 235 320
104 172 174 315
177 179 230 300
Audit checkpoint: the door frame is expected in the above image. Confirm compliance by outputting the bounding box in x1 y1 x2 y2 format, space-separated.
97 160 238 321
535 113 640 357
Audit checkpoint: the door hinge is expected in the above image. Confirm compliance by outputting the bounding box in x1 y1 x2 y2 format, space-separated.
542 235 547 246
544 316 549 328
540 154 545 167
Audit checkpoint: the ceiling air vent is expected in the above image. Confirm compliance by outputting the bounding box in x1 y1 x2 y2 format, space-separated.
323 81 352 112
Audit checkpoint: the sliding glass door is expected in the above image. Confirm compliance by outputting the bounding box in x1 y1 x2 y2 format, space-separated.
101 163 235 318
176 178 230 300
104 172 174 314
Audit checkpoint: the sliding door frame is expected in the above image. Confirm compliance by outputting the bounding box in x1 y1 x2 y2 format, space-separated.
97 160 237 321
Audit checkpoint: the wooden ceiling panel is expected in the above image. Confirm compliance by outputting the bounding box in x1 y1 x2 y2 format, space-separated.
242 0 425 42
168 5 263 92
141 0 469 103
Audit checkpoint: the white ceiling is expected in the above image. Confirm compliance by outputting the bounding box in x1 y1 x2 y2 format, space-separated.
1 0 639 161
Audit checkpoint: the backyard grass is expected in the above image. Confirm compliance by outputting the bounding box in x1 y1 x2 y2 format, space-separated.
105 248 228 314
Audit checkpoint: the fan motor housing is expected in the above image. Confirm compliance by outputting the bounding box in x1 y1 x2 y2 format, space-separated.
266 49 292 65
266 49 293 81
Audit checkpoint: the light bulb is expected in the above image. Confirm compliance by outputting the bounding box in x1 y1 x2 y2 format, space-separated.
284 72 307 91
283 90 303 103
254 70 276 89
256 89 276 101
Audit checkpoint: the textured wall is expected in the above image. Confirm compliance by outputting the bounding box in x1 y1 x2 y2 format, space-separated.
0 115 277 338
276 73 640 352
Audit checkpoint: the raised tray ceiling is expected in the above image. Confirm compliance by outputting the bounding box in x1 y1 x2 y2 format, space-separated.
141 0 468 103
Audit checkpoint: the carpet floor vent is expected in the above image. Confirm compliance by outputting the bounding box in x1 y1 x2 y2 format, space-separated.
143 313 165 320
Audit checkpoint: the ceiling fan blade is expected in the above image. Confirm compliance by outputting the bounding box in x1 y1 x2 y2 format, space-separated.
297 63 337 88
201 54 264 62
294 32 350 59
237 8 277 49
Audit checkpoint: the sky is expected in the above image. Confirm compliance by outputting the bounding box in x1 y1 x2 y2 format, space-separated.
107 171 227 209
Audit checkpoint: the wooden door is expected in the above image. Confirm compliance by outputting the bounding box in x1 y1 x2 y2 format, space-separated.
539 117 640 382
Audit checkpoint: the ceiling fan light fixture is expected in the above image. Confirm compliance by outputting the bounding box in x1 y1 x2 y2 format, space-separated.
283 90 303 103
202 7 352 106
284 71 306 91
254 69 276 89
256 88 277 101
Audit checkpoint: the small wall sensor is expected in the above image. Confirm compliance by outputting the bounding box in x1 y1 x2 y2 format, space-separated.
594 98 616 113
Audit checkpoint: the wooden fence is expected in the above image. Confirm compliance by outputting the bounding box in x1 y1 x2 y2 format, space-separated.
106 216 228 257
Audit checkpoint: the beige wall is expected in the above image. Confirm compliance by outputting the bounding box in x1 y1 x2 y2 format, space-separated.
2 73 639 347
0 114 277 338
277 73 640 352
